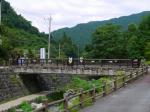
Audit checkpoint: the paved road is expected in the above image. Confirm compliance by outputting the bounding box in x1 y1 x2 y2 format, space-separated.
0 92 48 111
82 74 150 112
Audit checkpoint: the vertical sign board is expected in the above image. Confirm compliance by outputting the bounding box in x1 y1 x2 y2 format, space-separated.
40 48 46 64
40 48 46 59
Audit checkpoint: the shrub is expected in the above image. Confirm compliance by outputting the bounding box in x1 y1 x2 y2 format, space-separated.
8 108 16 112
19 101 32 112
47 91 65 101
65 77 92 91
36 96 47 103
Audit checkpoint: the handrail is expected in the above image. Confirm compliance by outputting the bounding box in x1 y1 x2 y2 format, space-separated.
3 58 135 67
33 66 148 112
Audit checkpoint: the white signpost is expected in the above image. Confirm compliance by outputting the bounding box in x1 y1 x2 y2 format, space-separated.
40 48 46 59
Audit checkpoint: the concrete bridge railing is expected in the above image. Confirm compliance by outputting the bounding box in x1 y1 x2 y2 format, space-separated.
1 58 143 75
13 65 139 75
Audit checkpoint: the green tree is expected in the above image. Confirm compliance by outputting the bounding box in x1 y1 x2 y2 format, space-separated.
126 23 145 58
139 15 150 40
144 42 150 59
139 15 150 59
58 32 77 58
85 24 124 58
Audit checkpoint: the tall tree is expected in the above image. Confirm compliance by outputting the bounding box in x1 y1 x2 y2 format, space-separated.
126 23 145 58
139 15 150 40
85 24 124 58
58 32 77 58
139 15 150 59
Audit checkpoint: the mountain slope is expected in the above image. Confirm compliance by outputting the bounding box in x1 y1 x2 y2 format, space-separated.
52 11 150 48
1 0 49 51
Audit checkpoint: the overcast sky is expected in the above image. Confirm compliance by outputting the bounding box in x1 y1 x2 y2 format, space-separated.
5 0 150 33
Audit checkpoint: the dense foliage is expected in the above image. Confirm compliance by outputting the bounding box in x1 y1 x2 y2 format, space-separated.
0 0 49 60
19 101 33 112
58 33 78 58
52 11 150 48
1 0 150 60
0 0 78 60
65 77 112 92
84 14 150 59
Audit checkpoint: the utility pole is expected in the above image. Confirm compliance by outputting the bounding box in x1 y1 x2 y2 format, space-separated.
0 0 2 45
59 43 60 59
78 44 80 63
47 15 52 59
0 0 1 24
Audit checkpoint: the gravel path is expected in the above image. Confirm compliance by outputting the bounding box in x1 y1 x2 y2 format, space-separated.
82 74 150 112
0 92 48 111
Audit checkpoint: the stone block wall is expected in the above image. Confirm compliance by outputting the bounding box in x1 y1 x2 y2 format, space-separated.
0 69 74 102
37 74 73 92
0 68 27 102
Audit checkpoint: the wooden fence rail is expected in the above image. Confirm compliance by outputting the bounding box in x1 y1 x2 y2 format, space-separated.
33 66 148 112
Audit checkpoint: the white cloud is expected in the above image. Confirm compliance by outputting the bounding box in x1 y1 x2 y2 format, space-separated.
5 0 150 32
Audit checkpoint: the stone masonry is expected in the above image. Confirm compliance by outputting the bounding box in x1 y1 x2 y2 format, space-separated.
0 68 27 102
37 74 73 92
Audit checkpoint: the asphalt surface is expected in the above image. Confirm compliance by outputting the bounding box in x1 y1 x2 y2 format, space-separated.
82 74 150 112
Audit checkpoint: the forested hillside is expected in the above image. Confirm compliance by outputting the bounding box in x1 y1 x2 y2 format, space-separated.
1 0 50 48
52 11 150 48
0 0 79 60
1 0 150 60
83 15 150 59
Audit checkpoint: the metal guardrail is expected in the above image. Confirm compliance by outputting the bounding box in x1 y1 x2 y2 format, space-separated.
1 59 134 67
33 66 148 112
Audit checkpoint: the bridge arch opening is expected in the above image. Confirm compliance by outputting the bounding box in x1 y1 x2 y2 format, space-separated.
19 74 42 93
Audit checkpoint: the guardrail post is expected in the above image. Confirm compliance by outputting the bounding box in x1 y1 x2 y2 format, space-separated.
146 66 148 74
141 68 144 76
122 76 125 87
130 71 133 79
64 95 69 112
103 82 106 96
92 85 96 102
114 80 117 91
79 88 84 108
136 71 139 78
43 99 48 112
27 59 29 66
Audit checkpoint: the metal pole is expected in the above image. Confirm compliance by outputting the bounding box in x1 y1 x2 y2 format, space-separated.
59 43 60 59
48 15 52 59
78 44 80 65
0 0 2 45
0 0 1 25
